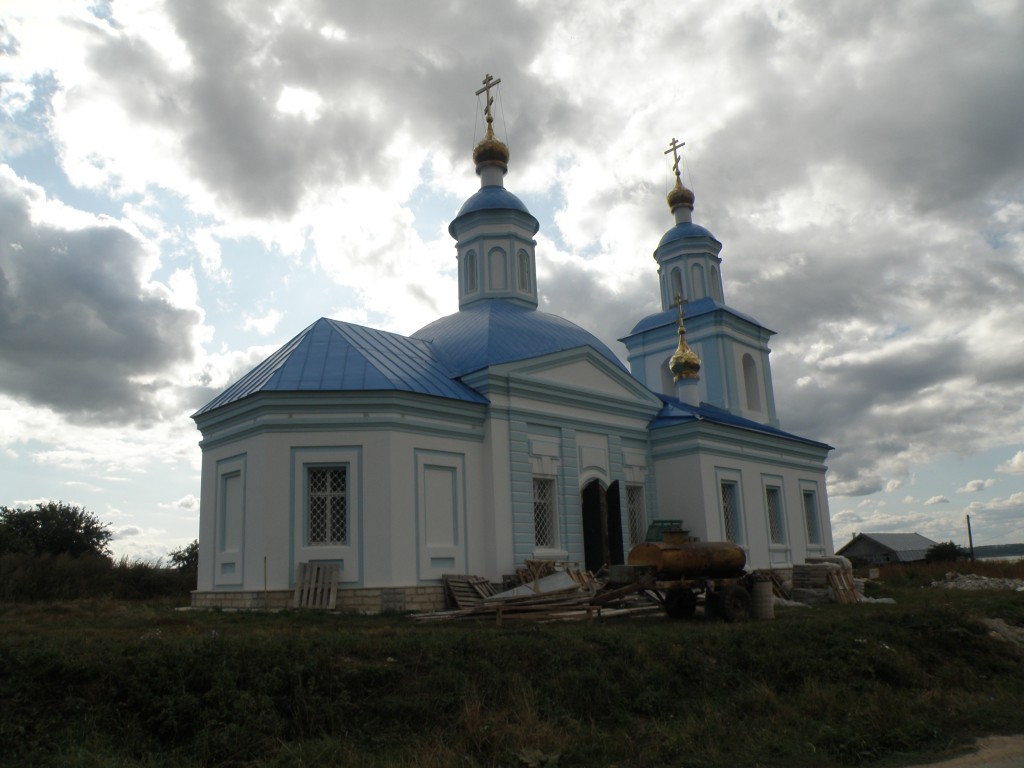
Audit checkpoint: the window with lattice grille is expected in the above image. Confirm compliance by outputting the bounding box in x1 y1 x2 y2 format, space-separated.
533 477 557 548
803 489 822 545
308 466 347 544
626 484 646 545
766 486 785 544
721 480 740 543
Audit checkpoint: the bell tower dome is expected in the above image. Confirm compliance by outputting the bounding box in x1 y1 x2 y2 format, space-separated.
449 74 540 310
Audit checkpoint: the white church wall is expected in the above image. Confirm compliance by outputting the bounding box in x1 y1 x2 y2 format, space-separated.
195 397 490 597
651 453 709 540
650 424 833 570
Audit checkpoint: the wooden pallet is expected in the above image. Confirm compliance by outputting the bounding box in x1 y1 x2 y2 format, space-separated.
443 575 498 609
827 570 859 604
292 562 339 609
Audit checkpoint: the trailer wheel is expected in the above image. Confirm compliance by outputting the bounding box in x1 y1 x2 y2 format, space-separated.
664 589 697 619
716 585 751 623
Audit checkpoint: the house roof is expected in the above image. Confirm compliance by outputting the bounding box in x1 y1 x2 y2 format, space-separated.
193 317 488 417
412 298 627 378
836 532 938 561
648 394 833 449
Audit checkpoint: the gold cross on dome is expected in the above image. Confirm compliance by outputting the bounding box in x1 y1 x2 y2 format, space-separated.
671 291 686 325
664 137 685 182
475 73 502 125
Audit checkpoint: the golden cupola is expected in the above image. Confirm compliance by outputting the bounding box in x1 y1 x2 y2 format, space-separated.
664 137 695 220
473 74 509 174
669 298 701 382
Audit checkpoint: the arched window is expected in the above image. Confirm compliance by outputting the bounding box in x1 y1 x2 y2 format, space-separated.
691 263 706 299
743 353 761 412
464 251 477 293
671 268 683 304
517 250 531 292
710 266 722 301
488 247 507 290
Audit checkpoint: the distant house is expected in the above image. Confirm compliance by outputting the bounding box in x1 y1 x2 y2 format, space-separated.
836 533 938 564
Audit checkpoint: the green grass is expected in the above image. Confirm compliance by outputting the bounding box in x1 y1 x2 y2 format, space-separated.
1 565 1022 768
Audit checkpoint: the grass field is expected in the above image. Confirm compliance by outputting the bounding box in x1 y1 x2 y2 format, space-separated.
1 560 1022 768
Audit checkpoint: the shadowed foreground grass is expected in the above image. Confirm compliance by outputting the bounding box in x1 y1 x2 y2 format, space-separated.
0 568 1022 767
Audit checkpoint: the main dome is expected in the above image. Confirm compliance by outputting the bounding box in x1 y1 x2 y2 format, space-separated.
413 299 626 377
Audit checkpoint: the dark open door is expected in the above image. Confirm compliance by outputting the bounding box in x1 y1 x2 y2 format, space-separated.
581 479 625 573
581 480 605 573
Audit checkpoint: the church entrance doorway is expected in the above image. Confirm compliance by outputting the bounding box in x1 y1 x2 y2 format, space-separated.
581 480 624 573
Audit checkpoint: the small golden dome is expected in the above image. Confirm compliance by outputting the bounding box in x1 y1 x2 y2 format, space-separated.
667 177 695 213
473 126 509 172
669 304 701 381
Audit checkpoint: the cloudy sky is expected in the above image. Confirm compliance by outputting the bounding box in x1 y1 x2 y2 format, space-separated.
2 0 1023 561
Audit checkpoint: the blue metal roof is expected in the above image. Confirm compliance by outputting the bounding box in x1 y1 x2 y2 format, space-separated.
413 299 628 377
657 221 720 249
193 318 488 416
649 394 832 449
622 297 769 339
448 185 539 237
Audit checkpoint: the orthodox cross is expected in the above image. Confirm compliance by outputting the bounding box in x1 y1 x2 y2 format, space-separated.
664 137 685 182
475 73 501 127
671 291 686 327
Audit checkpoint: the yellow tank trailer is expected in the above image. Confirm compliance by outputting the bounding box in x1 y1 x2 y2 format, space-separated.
606 534 755 622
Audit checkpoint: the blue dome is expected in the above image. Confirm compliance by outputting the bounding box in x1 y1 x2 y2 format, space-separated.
657 221 719 249
448 186 539 237
413 299 626 377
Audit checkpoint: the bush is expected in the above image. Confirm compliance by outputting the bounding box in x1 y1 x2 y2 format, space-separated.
0 552 195 602
925 541 969 563
169 540 198 570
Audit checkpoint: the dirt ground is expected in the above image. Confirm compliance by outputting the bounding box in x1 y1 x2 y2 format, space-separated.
904 735 1024 768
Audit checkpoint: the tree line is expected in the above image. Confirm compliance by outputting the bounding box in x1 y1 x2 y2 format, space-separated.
0 501 197 601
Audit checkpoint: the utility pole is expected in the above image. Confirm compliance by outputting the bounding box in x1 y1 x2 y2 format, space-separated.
966 514 975 561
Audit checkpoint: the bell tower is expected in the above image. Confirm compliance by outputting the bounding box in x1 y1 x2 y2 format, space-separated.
448 74 540 311
621 139 780 427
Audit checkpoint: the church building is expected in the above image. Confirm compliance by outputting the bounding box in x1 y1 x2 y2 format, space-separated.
191 78 834 612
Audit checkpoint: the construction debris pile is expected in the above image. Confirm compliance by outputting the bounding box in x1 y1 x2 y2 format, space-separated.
413 554 877 625
932 572 1024 592
414 562 661 624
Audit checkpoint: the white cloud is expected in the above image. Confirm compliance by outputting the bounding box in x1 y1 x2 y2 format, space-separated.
242 309 284 336
996 451 1024 475
925 496 950 506
957 479 996 493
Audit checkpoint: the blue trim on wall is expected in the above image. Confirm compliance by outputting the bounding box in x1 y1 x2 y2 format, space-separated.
508 420 533 566
559 428 580 563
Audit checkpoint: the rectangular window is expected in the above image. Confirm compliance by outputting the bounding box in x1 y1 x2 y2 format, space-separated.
308 466 347 545
626 484 647 545
721 480 740 543
803 489 822 545
533 477 557 548
766 486 786 544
